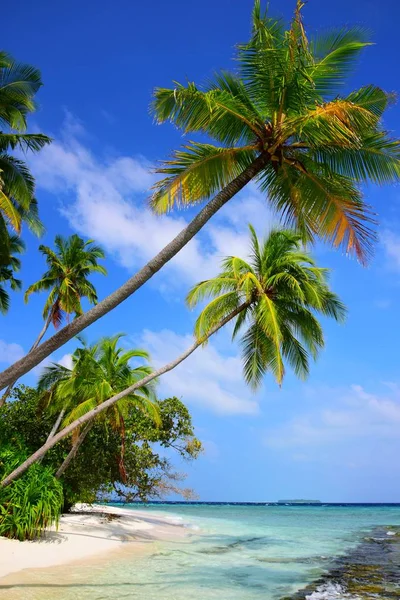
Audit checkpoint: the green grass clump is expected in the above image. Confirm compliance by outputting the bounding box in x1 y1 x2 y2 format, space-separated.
0 446 63 541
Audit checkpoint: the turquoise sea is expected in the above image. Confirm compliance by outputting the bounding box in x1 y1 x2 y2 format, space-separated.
2 503 400 599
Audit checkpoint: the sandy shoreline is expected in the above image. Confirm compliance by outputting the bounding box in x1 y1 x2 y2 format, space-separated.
0 503 188 581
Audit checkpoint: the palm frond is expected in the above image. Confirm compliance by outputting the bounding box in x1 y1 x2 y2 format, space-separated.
151 143 257 213
309 27 372 96
186 276 238 308
313 131 400 185
193 292 242 341
0 133 52 153
152 82 264 145
189 226 346 389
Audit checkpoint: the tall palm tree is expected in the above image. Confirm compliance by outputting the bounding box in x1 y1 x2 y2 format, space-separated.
38 335 160 479
1 226 345 485
187 226 345 388
25 234 107 350
0 0 399 390
151 2 395 262
0 51 51 263
0 235 24 314
0 235 107 406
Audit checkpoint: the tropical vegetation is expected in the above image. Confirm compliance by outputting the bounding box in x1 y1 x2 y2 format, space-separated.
0 51 50 266
0 386 201 513
0 234 24 314
0 226 345 486
0 0 400 541
0 444 63 540
0 0 399 389
187 227 346 388
25 234 107 347
37 334 160 478
0 234 107 405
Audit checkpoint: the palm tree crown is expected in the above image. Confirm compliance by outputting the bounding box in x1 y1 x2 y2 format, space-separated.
38 335 160 479
152 0 400 264
0 51 51 256
187 226 346 388
39 335 159 425
25 234 107 328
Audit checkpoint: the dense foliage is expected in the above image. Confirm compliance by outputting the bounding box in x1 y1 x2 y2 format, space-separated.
0 234 24 314
0 51 50 275
0 386 202 511
0 445 63 540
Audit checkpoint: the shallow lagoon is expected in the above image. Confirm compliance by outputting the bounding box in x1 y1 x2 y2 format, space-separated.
2 504 400 600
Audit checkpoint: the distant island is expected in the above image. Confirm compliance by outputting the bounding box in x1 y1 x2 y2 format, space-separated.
277 500 321 504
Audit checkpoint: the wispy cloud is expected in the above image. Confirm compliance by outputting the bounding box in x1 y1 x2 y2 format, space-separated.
0 340 24 365
0 339 73 380
263 382 400 468
30 116 274 290
140 328 260 416
57 353 73 370
380 229 400 270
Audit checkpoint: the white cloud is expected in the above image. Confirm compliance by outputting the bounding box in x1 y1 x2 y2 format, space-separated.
140 328 259 416
381 229 400 270
264 382 400 452
0 340 52 378
0 340 24 364
30 118 274 289
58 353 73 370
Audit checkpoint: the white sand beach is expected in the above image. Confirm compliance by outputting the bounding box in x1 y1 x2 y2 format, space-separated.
0 503 187 581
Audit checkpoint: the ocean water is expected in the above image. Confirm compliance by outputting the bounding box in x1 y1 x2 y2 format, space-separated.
2 503 400 599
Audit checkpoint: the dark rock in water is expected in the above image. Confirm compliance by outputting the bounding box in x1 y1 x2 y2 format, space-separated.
198 536 269 554
283 527 400 599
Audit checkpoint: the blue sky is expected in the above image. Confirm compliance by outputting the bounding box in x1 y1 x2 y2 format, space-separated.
2 0 400 502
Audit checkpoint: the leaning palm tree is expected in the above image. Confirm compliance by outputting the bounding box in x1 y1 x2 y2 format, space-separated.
0 1 397 391
0 235 107 406
0 235 24 314
1 226 345 485
150 1 398 262
38 335 160 479
0 51 51 263
187 226 345 388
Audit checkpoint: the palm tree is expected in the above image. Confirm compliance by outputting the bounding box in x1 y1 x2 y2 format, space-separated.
24 235 107 347
187 226 345 388
0 51 51 263
0 235 24 314
38 335 160 478
1 226 345 485
0 235 107 406
0 0 398 389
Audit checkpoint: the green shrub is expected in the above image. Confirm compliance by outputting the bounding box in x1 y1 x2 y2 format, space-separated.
0 446 63 541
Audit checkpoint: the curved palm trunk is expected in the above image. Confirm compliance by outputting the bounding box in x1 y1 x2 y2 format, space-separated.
37 408 66 465
0 308 54 406
0 154 269 391
118 417 127 483
45 408 66 443
0 301 250 487
55 421 94 479
30 308 55 352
